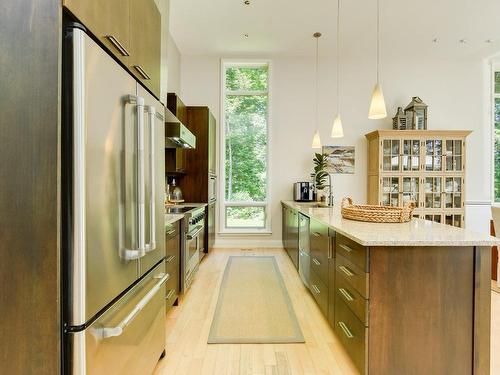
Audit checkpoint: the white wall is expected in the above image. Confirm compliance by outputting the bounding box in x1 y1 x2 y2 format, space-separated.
166 35 182 95
181 54 492 246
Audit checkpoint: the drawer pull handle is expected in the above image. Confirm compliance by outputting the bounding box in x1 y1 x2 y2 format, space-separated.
339 287 354 302
105 35 130 56
166 289 175 300
166 229 176 236
311 285 321 294
338 321 354 339
134 65 151 80
166 255 175 263
339 243 355 253
312 232 321 237
339 265 354 277
312 258 321 266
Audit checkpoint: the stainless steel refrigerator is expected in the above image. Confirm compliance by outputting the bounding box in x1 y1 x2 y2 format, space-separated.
62 24 167 375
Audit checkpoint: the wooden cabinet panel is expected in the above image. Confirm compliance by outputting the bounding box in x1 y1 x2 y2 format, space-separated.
310 270 328 316
328 257 336 328
336 233 369 272
336 272 369 326
208 111 216 174
129 0 161 97
336 254 369 299
310 225 329 286
64 0 131 64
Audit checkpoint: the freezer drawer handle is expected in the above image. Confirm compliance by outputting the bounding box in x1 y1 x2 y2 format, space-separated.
145 105 156 253
123 95 147 260
98 273 170 339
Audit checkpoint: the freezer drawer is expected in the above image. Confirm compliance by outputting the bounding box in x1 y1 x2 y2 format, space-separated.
69 261 167 375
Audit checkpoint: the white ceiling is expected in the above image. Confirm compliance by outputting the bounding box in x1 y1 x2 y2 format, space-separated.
170 0 500 59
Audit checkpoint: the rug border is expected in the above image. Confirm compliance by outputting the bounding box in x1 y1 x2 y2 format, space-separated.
207 255 305 344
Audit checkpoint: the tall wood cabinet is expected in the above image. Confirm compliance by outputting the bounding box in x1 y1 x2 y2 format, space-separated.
366 130 471 228
63 0 161 98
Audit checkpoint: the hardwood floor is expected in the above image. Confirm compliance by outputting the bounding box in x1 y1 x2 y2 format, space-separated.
154 248 500 375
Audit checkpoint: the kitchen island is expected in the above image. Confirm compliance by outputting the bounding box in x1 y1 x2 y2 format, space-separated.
282 200 497 375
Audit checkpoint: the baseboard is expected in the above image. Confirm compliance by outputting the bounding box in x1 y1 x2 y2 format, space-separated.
213 238 284 248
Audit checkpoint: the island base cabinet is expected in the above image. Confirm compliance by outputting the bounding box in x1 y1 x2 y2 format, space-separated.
309 270 328 316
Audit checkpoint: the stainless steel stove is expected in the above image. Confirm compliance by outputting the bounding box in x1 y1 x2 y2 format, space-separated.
179 206 205 292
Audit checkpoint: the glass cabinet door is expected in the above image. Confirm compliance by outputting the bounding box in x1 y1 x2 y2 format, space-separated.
445 214 463 228
444 177 462 209
425 139 442 171
382 139 400 172
425 214 442 223
402 139 420 172
381 177 400 207
402 177 419 206
445 139 463 171
424 176 442 209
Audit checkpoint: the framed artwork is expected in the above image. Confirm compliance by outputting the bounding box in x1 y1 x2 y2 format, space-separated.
322 146 355 174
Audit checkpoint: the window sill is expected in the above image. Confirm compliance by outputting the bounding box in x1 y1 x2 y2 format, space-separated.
218 230 273 236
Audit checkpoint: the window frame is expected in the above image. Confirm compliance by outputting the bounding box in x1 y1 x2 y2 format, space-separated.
492 63 500 203
219 59 272 234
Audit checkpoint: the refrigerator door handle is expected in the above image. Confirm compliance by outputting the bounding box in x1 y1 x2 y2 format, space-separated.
145 105 156 252
96 273 170 339
123 94 147 260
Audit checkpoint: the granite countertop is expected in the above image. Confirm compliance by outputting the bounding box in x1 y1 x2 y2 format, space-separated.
282 200 500 247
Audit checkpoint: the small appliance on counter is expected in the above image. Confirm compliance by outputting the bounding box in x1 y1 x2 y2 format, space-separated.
293 182 314 202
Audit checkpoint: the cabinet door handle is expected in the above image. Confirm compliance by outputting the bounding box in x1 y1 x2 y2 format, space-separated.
166 229 176 236
166 289 175 301
338 287 354 302
105 35 130 56
339 265 354 277
311 285 321 294
312 232 321 237
134 65 151 80
312 258 321 266
339 243 354 253
338 321 354 339
166 255 175 263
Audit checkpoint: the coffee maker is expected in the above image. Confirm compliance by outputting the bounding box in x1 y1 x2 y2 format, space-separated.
293 182 314 202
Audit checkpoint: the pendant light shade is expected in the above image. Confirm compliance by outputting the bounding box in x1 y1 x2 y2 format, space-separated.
368 83 387 119
312 129 322 149
331 114 344 138
331 0 344 138
368 0 387 120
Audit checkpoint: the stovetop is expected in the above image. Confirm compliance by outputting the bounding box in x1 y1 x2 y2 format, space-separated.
165 206 198 214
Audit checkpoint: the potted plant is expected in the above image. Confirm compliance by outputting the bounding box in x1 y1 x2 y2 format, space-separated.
313 153 329 202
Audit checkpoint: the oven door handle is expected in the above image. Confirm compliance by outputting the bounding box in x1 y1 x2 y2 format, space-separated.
186 225 204 240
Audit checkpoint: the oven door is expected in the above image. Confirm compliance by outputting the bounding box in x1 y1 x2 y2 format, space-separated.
185 225 203 288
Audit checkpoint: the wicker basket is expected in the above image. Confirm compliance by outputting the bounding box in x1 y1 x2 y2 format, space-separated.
341 197 415 223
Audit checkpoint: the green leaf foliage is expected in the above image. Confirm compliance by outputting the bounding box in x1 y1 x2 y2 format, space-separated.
313 153 328 189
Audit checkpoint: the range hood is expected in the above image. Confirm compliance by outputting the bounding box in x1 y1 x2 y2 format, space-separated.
165 109 196 149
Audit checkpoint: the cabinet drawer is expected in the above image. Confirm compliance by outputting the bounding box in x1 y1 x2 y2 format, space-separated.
336 234 369 272
336 272 369 326
335 298 368 375
310 219 330 285
166 221 180 239
336 254 369 299
310 269 328 317
166 235 180 258
165 263 179 311
310 248 329 286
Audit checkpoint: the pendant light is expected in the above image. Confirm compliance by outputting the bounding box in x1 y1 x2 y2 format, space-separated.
331 0 344 138
368 0 387 119
311 32 322 149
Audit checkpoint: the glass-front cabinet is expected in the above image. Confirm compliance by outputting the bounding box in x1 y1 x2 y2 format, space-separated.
367 130 470 229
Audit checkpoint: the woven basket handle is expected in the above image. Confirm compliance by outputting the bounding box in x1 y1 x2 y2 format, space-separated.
341 197 353 208
399 201 416 222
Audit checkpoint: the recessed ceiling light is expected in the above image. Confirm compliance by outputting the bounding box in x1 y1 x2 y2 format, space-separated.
432 38 439 43
486 39 494 43
459 39 467 44
244 0 250 4
243 33 249 39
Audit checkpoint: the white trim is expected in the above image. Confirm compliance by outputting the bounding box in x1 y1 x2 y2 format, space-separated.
465 200 492 206
491 62 500 203
219 59 273 235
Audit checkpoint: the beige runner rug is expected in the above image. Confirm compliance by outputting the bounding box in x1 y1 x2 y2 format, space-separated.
208 256 304 344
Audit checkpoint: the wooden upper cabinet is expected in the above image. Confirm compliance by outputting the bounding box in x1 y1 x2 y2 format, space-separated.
129 0 161 97
63 0 161 99
63 0 131 64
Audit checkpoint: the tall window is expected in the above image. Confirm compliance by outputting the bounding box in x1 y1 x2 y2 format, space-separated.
494 69 500 202
221 62 270 232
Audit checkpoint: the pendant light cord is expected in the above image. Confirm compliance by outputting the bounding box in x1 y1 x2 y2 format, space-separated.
337 0 341 113
376 0 380 83
315 35 319 131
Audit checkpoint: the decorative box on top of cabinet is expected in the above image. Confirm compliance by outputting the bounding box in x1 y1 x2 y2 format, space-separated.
365 130 471 228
